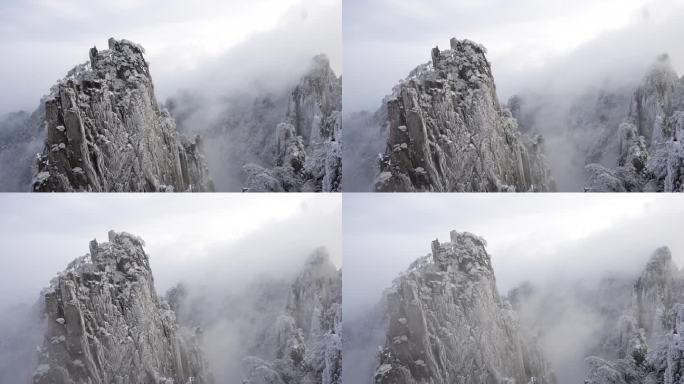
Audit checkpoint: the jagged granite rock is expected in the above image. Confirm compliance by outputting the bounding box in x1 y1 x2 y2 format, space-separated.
585 247 684 384
32 231 211 384
586 54 684 192
243 55 342 192
243 248 342 384
373 38 555 192
374 231 556 384
32 38 214 192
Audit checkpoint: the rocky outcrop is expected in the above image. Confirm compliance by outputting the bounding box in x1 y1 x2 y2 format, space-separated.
586 54 684 192
374 231 556 384
244 55 342 192
243 248 342 384
32 231 211 384
374 38 555 192
32 38 214 192
585 247 684 384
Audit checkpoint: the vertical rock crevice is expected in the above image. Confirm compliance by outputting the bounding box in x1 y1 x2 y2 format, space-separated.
374 38 555 192
374 231 556 384
585 247 684 384
33 230 211 384
242 248 342 384
243 55 342 192
32 38 214 192
586 54 684 192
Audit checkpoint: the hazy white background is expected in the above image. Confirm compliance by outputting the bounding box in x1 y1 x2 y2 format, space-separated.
343 194 684 319
344 0 684 112
0 0 341 116
0 193 341 310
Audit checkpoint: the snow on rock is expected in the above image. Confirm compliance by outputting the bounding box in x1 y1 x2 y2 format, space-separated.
373 230 556 384
31 38 214 192
373 38 555 192
32 230 211 384
243 54 342 192
586 54 684 192
242 248 342 384
585 247 684 384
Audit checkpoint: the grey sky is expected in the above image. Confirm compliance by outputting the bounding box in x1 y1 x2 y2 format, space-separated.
0 0 341 116
0 193 341 311
343 194 684 320
343 0 684 113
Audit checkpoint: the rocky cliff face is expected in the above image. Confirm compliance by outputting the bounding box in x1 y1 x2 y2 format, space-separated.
243 248 342 384
587 54 684 192
32 231 211 384
168 90 291 191
585 247 684 384
32 38 214 192
244 55 342 192
373 38 555 192
374 231 556 384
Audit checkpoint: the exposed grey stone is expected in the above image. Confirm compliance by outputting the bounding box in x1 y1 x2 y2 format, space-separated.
243 55 342 192
242 249 342 384
32 231 211 384
32 38 214 192
373 231 556 384
585 247 684 384
586 55 684 192
374 39 555 192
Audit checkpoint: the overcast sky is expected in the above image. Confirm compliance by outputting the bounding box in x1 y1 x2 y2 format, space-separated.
0 194 341 310
343 194 684 319
344 0 684 113
0 0 341 116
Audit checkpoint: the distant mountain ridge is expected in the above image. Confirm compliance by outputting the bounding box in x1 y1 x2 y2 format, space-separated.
586 54 684 191
244 54 342 192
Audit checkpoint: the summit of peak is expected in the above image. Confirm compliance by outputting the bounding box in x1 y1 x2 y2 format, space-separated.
430 37 490 72
642 246 675 274
430 230 493 274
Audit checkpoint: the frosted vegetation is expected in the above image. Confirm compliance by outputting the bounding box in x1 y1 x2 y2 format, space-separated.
0 38 341 192
0 231 342 384
345 230 684 384
344 37 684 192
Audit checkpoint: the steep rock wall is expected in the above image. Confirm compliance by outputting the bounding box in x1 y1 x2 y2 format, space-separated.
244 55 342 192
586 247 684 384
243 249 342 384
32 38 213 192
33 231 211 384
374 39 555 192
374 231 556 384
587 54 684 192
